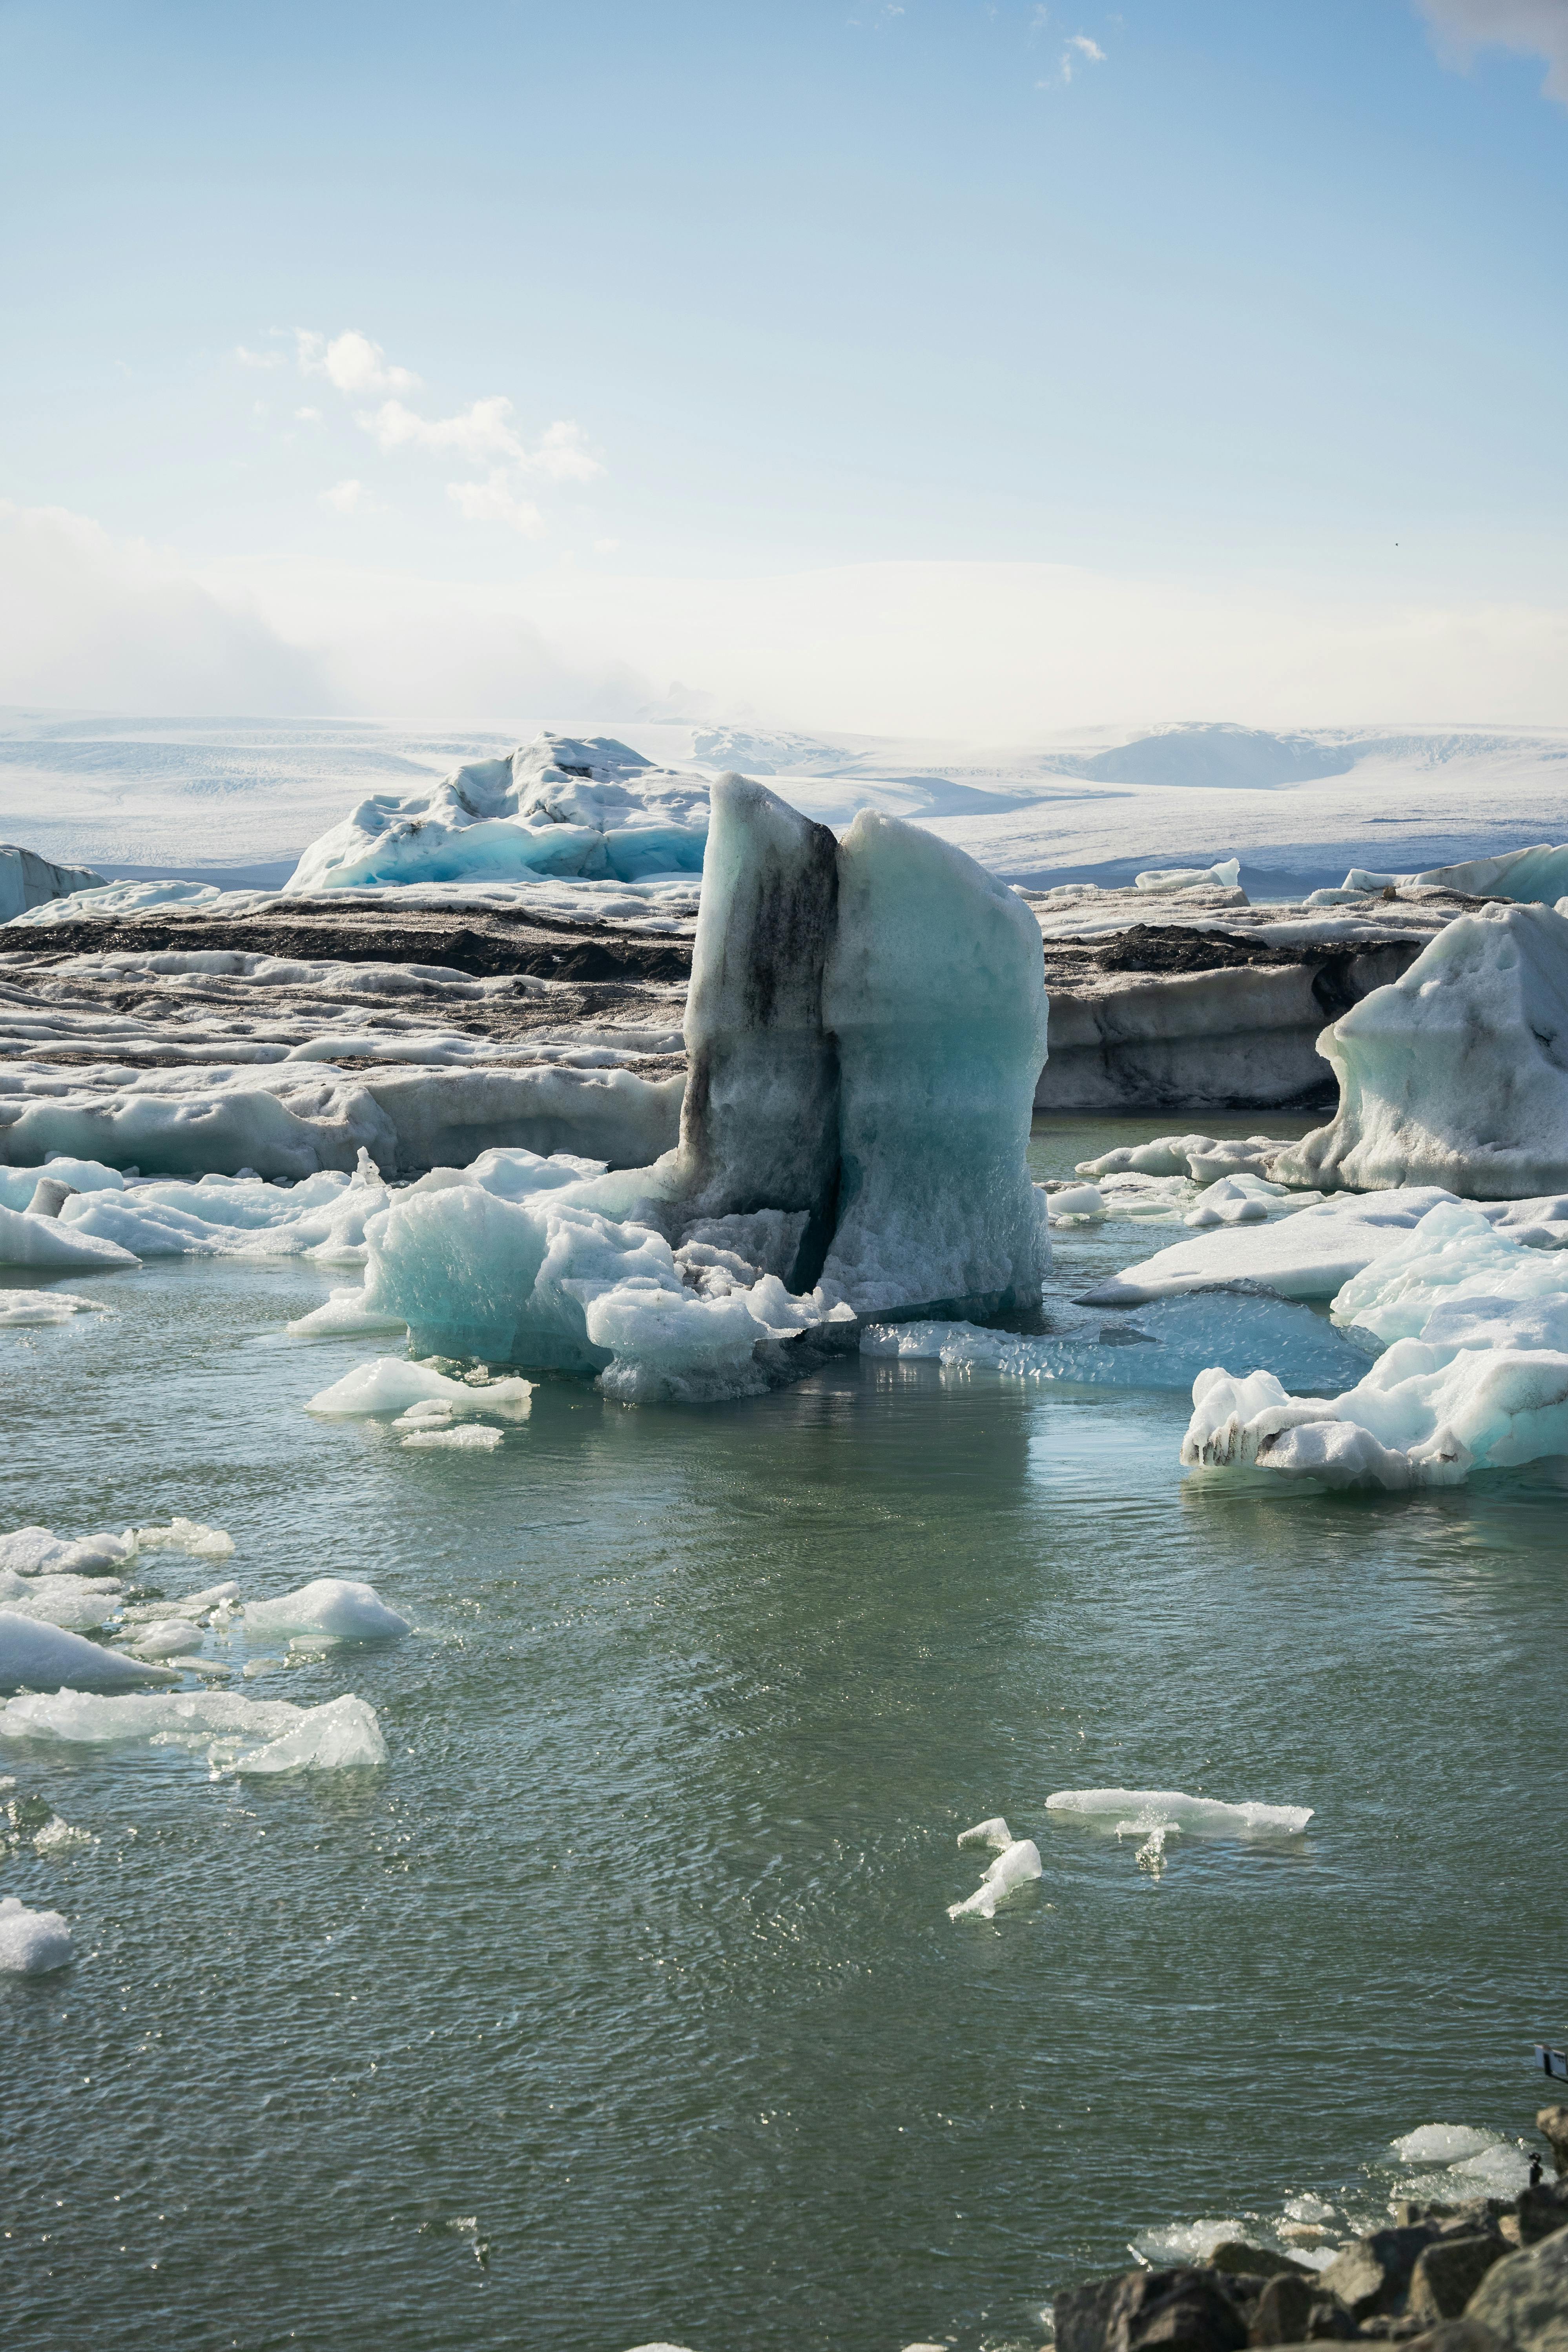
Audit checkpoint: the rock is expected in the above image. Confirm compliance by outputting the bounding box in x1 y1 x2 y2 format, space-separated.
1409 2240 1507 2326
1517 2188 1568 2248
1055 2268 1249 2352
1320 2230 1442 2319
1464 2224 1568 2352
1249 2274 1354 2344
1539 2111 1568 2182
1401 2324 1502 2352
1209 2243 1315 2281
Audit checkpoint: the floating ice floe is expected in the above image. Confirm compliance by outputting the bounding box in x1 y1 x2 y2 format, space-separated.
1045 1183 1106 1221
0 1893 73 1972
0 1202 137 1271
1078 1134 1301 1184
243 1577 410 1642
1085 1186 1475 1304
861 1291 1371 1396
306 1358 534 1422
287 1285 409 1337
1134 859 1242 895
1045 1788 1314 1834
0 1614 178 1694
948 1836 1043 1920
0 1287 110 1326
1274 903 1568 1198
285 735 710 894
0 1687 387 1772
956 1816 1015 1850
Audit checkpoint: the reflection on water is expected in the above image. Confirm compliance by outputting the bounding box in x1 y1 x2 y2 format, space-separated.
0 1112 1562 2352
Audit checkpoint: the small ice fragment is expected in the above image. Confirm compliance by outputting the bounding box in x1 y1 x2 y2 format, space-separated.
242 1657 283 1679
0 1686 386 1774
168 1656 231 1678
119 1580 241 1625
0 1612 180 1694
1047 1787 1313 1835
1133 2219 1247 2265
0 1893 73 1971
128 1517 235 1560
947 1836 1043 1920
244 1578 410 1643
1047 1184 1106 1221
233 1692 387 1774
401 1425 503 1451
33 1812 93 1854
287 1287 408 1338
957 1815 1013 1850
1284 2194 1337 2224
1392 2124 1500 2164
128 1619 204 1659
307 1358 533 1422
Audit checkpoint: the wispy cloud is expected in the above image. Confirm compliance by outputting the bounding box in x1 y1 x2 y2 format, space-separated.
283 327 604 531
235 343 285 370
1038 26 1107 86
1416 0 1568 106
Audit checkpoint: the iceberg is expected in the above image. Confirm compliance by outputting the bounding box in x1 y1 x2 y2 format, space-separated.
286 735 709 895
0 1614 178 1693
0 1685 387 1772
1134 858 1242 895
1275 904 1568 1198
0 1202 139 1271
339 781 1049 1400
243 1577 411 1642
1180 1200 1568 1489
0 1893 73 1973
0 844 104 924
1083 1187 1462 1303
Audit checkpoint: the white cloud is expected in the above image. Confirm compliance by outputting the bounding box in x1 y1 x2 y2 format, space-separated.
1417 0 1568 104
235 343 285 370
360 393 524 462
296 328 421 397
1058 30 1106 80
320 479 369 516
295 406 323 423
446 472 544 534
0 502 329 716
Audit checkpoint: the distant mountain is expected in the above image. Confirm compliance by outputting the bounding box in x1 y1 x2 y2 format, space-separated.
1037 723 1358 790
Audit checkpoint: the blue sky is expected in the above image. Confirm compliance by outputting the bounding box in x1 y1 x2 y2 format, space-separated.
3 0 1567 731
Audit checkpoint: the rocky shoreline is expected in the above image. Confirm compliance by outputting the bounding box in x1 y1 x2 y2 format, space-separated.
1055 2109 1568 2352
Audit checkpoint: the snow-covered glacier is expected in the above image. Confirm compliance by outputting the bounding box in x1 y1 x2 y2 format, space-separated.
285 733 709 894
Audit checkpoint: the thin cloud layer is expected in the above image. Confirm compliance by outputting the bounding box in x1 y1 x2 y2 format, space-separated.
1417 0 1568 104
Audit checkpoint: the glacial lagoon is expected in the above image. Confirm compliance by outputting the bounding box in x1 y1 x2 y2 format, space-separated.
2 1114 1564 2352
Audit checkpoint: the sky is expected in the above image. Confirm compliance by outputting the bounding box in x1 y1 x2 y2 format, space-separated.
2 0 1567 736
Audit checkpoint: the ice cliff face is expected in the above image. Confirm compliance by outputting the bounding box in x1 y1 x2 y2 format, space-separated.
1275 903 1568 1199
285 734 709 894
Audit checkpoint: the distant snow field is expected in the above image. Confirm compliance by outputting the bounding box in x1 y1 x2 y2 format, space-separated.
2 708 1565 895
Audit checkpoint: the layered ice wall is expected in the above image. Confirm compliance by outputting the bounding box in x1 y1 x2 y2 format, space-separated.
1275 904 1568 1199
286 734 709 894
821 813 1050 1315
0 845 105 924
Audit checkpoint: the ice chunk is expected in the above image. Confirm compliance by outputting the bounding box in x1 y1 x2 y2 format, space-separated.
0 1288 110 1326
947 1836 1043 1920
1085 1187 1460 1303
1047 1183 1106 1220
0 1894 73 1973
0 1568 123 1632
244 1578 410 1641
129 1517 235 1559
1134 859 1243 894
1276 904 1568 1197
957 1816 1014 1849
820 810 1050 1316
1410 843 1568 902
0 1202 139 1269
1393 2125 1499 2164
32 1812 93 1854
286 1286 408 1337
128 1619 208 1659
0 1524 131 1576
306 1358 534 1420
0 1613 179 1693
400 1424 503 1451
0 1685 386 1772
118 1579 241 1623
1045 1787 1313 1834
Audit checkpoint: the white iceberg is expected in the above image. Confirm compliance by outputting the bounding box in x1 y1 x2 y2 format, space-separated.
0 1287 111 1326
1084 1186 1463 1303
306 1358 534 1421
0 1614 178 1693
243 1577 410 1641
0 1893 73 1973
956 1816 1014 1850
948 1836 1043 1920
286 735 709 895
1045 1787 1313 1834
0 1202 139 1270
0 1686 386 1772
1134 858 1242 895
1276 903 1568 1198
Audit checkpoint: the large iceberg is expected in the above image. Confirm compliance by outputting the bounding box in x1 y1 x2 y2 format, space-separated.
1180 1199 1568 1488
346 780 1050 1399
286 734 709 894
1274 904 1568 1198
0 844 105 923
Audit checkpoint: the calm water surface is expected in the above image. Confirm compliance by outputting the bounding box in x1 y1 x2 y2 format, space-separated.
2 1115 1563 2352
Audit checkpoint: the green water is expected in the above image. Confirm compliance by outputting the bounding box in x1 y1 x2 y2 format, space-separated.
2 1115 1563 2352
